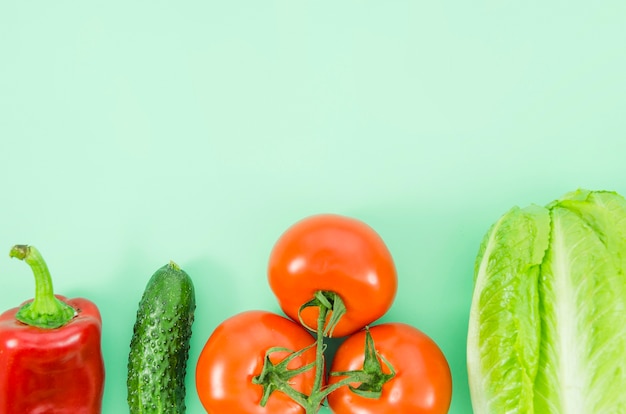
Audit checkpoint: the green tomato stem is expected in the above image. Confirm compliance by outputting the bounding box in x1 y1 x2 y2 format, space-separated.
253 290 395 413
304 293 359 413
312 303 328 394
10 245 75 329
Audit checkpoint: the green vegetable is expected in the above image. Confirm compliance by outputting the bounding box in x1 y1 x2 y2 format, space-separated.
127 261 196 414
467 189 626 413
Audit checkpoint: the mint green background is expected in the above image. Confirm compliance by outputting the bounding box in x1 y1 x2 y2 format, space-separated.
1 2 625 413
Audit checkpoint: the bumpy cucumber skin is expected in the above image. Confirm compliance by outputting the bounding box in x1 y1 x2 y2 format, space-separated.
127 262 196 414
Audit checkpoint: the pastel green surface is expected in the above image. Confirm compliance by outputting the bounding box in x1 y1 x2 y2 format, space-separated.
1 2 625 413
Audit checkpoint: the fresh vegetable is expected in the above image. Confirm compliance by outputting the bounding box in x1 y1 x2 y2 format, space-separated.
268 214 397 337
195 310 318 414
0 245 105 414
328 323 452 414
467 189 626 413
196 213 450 414
127 261 196 414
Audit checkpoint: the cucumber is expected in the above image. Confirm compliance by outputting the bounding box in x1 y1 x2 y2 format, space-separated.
127 261 196 413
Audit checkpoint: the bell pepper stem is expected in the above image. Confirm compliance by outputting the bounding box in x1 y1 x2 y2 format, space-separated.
10 245 76 329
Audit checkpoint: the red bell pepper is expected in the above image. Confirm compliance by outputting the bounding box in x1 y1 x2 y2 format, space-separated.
0 245 105 414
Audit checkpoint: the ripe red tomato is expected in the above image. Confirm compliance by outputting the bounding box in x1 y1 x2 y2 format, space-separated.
327 323 452 414
268 214 397 337
195 310 317 414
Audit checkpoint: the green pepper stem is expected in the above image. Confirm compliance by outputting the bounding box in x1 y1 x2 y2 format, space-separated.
10 245 75 329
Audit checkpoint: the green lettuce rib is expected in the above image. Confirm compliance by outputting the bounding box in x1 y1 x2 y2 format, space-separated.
535 190 626 413
467 204 550 413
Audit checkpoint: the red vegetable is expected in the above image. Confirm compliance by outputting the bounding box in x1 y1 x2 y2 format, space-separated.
0 245 105 414
327 323 452 414
196 310 318 414
268 214 397 337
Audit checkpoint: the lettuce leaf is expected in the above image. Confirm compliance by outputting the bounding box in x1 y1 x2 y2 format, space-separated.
468 189 626 413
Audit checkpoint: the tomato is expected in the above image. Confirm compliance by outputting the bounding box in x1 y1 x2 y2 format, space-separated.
268 214 397 337
195 310 318 414
327 323 452 414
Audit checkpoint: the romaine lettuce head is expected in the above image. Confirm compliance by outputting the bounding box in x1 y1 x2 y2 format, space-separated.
467 189 626 413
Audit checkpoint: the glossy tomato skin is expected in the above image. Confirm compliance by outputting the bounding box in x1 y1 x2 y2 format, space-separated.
195 310 317 414
268 214 397 337
328 323 452 414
